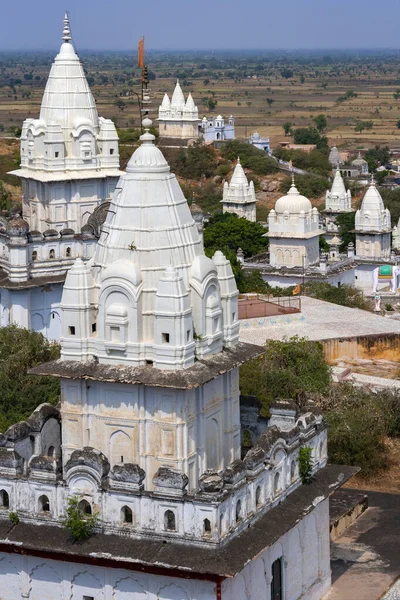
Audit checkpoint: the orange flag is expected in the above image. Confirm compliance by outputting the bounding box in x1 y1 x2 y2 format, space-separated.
292 283 301 295
138 37 144 68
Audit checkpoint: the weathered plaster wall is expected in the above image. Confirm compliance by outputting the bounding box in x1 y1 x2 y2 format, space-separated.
322 333 400 363
222 498 331 600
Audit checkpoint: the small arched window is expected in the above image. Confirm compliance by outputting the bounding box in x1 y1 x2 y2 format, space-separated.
203 518 211 535
121 505 133 524
31 250 37 261
47 446 55 458
274 472 281 495
219 513 224 534
79 499 92 516
291 460 296 481
235 499 242 523
49 249 55 259
66 247 71 258
39 495 50 512
0 490 9 509
256 486 262 508
319 441 324 459
164 510 176 531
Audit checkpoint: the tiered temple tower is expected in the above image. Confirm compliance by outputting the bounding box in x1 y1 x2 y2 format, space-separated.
355 178 391 259
0 114 355 600
323 169 353 241
157 80 200 139
268 177 321 268
0 14 121 339
222 158 257 221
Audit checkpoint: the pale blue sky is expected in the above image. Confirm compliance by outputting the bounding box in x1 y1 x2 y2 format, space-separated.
0 0 398 51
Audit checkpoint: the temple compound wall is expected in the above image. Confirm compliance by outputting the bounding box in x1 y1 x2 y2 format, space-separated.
0 499 329 600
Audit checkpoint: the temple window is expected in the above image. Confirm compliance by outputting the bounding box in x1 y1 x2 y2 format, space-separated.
49 249 55 259
66 247 71 257
31 251 37 261
164 510 176 531
235 499 242 522
0 490 9 509
68 326 76 336
121 505 133 524
162 332 170 344
55 151 59 158
48 446 55 457
203 518 211 535
256 486 262 508
78 499 92 516
39 495 50 512
110 148 114 155
92 323 97 333
274 472 281 495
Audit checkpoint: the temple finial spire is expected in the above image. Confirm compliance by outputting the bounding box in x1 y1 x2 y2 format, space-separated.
63 12 71 43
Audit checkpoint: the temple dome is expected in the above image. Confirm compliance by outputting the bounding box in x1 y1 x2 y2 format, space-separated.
7 214 29 237
274 182 312 214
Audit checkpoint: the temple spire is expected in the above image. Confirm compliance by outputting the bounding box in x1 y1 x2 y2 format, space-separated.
62 12 71 43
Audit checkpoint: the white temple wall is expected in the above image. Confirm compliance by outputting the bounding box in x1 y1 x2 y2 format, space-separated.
356 233 391 259
22 177 118 233
0 284 63 340
354 263 382 292
222 202 256 222
0 552 217 599
158 121 199 139
61 370 241 491
269 237 319 268
260 268 355 290
221 498 331 600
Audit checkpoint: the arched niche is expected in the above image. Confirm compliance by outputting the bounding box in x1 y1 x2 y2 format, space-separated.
109 429 133 468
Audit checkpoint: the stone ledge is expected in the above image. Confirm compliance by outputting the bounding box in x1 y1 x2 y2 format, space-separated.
29 342 264 389
0 464 358 580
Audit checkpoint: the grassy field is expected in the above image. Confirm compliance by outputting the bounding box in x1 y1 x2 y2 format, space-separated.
1 49 400 151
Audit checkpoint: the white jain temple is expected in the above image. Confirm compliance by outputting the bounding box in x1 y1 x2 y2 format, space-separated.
0 16 357 600
0 15 122 340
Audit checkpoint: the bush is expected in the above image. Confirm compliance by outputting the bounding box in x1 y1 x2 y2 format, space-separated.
63 497 98 542
221 139 278 174
298 447 313 484
293 127 328 150
203 212 268 259
303 282 371 310
0 326 60 432
336 212 356 251
240 336 331 415
321 385 390 476
182 181 222 214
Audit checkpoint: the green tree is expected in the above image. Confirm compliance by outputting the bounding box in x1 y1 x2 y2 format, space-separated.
355 120 373 133
170 142 218 180
364 145 390 172
63 497 98 542
282 121 293 136
221 140 278 174
281 68 294 79
293 127 328 150
115 99 126 112
0 326 60 432
266 98 275 107
240 337 331 415
0 181 12 211
298 447 313 484
397 119 400 129
203 212 268 259
312 114 327 133
336 211 356 251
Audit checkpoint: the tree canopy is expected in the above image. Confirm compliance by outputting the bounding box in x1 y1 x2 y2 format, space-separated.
0 326 60 432
203 212 268 259
293 127 328 150
280 173 329 199
240 336 331 415
221 139 278 175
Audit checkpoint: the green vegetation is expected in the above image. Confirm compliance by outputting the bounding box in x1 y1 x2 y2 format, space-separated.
298 447 313 484
273 146 331 176
355 120 373 133
63 497 98 542
280 173 330 199
168 142 219 180
303 282 371 310
221 139 278 175
282 121 293 136
336 90 358 103
292 127 328 150
240 337 331 415
379 187 400 223
9 512 19 525
203 212 268 259
320 386 400 476
0 326 60 432
0 181 12 211
182 181 222 214
336 211 356 251
312 114 327 133
364 145 390 171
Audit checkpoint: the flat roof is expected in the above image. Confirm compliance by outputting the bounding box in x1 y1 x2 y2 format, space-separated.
239 296 400 345
0 464 357 581
30 342 264 389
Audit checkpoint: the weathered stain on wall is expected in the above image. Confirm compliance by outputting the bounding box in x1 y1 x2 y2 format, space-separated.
322 333 400 363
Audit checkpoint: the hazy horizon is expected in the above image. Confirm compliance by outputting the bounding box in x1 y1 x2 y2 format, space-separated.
0 0 399 52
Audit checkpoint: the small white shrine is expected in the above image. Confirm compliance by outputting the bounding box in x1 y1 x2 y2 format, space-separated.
355 178 391 259
222 159 256 221
323 169 353 242
157 80 200 139
268 177 321 268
